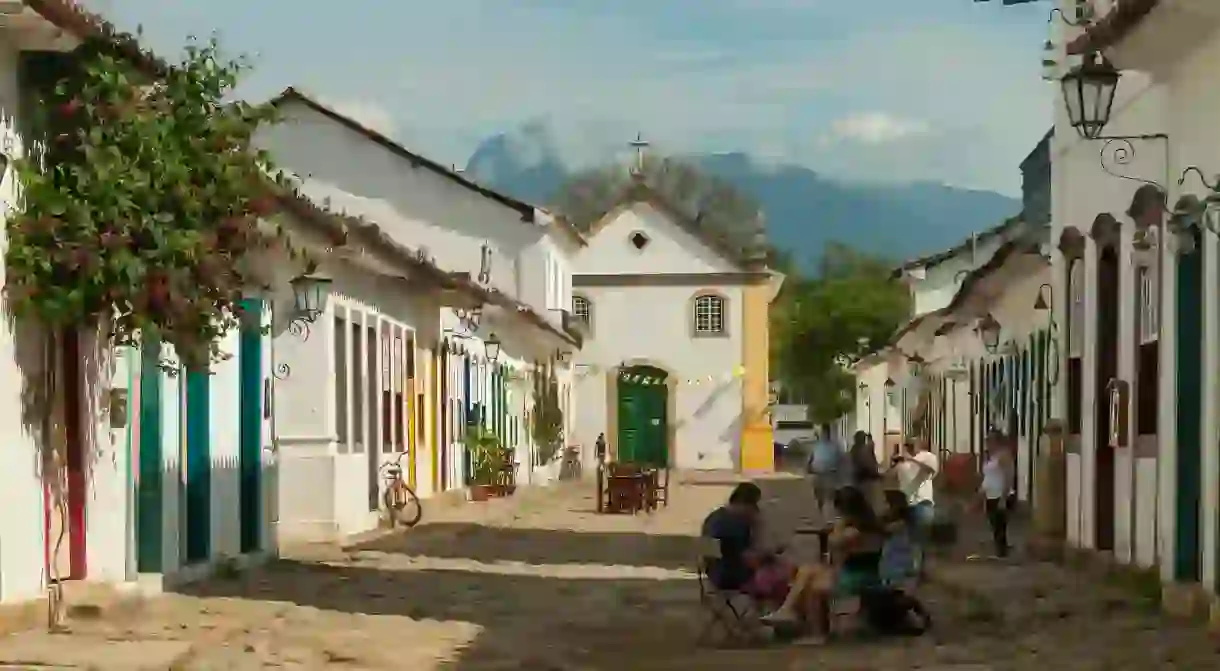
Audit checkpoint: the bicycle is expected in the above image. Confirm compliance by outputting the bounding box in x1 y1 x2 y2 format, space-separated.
380 452 423 528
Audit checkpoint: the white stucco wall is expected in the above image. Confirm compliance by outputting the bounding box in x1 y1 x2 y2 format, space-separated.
573 203 740 275
269 220 442 542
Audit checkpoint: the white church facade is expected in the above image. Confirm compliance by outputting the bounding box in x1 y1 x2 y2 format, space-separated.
568 178 781 473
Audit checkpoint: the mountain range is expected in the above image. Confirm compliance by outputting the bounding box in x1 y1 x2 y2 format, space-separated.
465 123 1020 270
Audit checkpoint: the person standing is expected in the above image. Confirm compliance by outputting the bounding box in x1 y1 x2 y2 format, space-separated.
980 431 1015 558
848 431 886 516
807 424 844 519
894 439 938 576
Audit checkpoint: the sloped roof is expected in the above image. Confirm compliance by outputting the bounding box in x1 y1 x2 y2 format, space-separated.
23 0 169 74
269 87 538 223
1067 0 1160 55
890 215 1023 279
277 190 581 347
580 179 761 270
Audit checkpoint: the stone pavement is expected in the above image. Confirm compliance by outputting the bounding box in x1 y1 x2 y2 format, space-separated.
0 473 1215 669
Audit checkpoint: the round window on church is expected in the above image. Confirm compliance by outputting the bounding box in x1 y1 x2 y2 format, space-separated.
629 231 651 250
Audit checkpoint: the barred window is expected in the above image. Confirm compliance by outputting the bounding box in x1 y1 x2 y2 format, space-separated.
693 294 725 335
572 295 591 324
1137 266 1158 344
1068 260 1085 357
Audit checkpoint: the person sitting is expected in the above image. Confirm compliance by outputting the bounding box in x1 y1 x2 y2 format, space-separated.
701 483 827 643
759 486 887 642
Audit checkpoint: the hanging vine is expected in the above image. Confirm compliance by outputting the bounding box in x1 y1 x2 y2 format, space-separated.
5 36 303 368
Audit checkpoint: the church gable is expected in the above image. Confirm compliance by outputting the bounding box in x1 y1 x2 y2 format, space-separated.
574 201 745 275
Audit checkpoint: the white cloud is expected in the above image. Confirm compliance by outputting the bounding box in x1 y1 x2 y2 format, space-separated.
85 0 1050 195
830 112 928 145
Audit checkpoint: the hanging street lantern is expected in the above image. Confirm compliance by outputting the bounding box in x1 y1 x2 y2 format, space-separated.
907 353 925 377
1061 50 1121 140
290 272 333 323
485 332 502 363
976 313 1002 354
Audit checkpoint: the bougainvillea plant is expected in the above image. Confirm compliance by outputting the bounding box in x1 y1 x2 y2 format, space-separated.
6 36 301 369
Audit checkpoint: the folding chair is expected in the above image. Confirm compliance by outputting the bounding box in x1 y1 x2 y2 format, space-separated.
695 538 763 646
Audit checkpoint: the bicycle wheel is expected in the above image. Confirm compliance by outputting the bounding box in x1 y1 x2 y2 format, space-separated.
385 482 423 528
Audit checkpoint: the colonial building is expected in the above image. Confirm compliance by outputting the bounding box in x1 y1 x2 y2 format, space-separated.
568 174 781 473
256 90 582 541
1047 0 1220 605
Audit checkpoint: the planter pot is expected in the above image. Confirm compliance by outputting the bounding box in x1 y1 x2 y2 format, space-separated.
469 484 495 502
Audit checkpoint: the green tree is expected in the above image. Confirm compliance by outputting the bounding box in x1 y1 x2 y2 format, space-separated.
771 242 910 423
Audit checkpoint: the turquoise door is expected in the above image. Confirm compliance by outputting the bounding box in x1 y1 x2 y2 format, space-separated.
184 367 211 564
137 342 163 573
239 299 263 554
1175 231 1202 582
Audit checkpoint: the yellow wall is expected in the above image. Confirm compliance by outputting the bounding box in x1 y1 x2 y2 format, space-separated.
740 280 774 472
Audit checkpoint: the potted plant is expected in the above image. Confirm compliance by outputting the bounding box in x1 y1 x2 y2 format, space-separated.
467 426 512 501
530 361 565 483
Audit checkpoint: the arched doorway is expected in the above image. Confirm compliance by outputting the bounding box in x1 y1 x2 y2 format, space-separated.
616 365 670 467
1092 214 1121 552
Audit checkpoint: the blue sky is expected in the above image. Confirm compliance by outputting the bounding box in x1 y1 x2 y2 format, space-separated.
84 0 1052 195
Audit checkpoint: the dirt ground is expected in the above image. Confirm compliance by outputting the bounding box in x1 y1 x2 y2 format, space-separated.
2 472 1218 669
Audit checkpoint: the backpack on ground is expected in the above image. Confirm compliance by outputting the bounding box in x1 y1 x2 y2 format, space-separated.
859 587 932 636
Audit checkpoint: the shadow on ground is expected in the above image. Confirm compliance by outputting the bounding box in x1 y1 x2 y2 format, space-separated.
347 524 700 570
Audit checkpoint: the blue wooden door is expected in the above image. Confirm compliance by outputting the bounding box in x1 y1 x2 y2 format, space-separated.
239 299 263 553
184 367 211 564
137 342 163 572
1175 232 1202 582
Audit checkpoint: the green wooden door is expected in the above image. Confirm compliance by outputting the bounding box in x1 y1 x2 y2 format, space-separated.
616 366 668 467
238 299 263 554
137 342 163 573
1175 234 1202 582
184 367 211 564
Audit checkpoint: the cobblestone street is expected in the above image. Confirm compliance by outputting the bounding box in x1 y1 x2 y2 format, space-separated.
2 474 1218 669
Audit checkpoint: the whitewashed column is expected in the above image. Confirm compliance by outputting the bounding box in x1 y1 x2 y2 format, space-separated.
1159 223 1179 580
1080 236 1099 549
1118 222 1138 564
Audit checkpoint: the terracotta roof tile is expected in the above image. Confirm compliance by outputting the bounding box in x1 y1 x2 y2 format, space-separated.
1066 0 1160 55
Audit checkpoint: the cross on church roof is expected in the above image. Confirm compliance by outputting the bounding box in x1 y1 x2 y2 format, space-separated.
629 132 649 178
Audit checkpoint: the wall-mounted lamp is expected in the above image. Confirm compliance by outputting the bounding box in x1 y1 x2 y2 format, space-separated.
976 313 1002 354
485 332 502 364
554 349 571 363
906 353 925 377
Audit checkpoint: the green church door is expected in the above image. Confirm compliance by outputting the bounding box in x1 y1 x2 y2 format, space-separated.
616 366 669 467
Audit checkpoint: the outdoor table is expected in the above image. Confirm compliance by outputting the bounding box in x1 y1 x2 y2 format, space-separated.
794 523 834 563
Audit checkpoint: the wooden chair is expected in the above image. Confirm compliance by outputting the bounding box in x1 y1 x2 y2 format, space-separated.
646 467 670 510
606 463 647 514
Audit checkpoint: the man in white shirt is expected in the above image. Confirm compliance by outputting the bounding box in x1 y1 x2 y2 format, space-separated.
896 440 939 575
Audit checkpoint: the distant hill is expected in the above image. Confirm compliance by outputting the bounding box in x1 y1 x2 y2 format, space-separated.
465 123 1020 270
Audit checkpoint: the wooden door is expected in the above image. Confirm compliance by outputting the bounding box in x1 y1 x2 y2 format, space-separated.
1175 229 1203 581
616 366 668 467
1095 246 1119 551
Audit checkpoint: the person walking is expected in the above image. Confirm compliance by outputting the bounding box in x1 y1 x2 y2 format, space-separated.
979 431 1016 558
